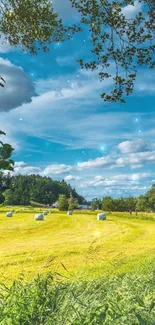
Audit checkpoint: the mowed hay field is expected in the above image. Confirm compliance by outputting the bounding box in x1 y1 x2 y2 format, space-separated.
0 207 155 283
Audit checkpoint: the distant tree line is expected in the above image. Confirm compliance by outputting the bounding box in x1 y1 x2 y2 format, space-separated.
91 185 155 212
0 173 86 206
1 172 155 212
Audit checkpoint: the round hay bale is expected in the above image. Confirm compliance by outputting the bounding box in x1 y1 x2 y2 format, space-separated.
43 211 48 216
35 214 44 221
6 211 13 217
67 211 72 215
97 213 106 221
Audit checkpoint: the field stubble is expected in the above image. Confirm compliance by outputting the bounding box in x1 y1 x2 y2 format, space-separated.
0 207 155 283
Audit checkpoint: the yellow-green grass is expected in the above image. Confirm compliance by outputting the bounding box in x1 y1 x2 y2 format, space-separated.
0 207 155 283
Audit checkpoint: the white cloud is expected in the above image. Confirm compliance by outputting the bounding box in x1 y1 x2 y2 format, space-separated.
14 166 41 175
0 131 21 151
6 161 41 175
5 162 73 177
77 156 114 170
0 58 37 111
118 139 149 154
116 151 155 168
122 0 142 18
78 172 150 189
14 162 26 167
0 60 154 154
113 173 149 182
94 175 106 182
0 68 125 152
0 35 14 53
64 175 82 181
43 164 73 176
35 67 113 98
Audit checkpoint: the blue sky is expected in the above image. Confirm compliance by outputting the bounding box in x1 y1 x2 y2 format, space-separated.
0 0 155 200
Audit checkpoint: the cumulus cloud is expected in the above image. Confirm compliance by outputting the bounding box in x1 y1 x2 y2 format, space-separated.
113 173 149 182
0 58 37 111
76 147 155 172
6 161 41 175
14 166 41 175
5 162 73 177
14 162 26 168
122 0 142 18
64 175 82 181
77 156 113 170
43 164 73 176
94 175 106 182
118 139 149 154
116 151 155 168
78 172 150 189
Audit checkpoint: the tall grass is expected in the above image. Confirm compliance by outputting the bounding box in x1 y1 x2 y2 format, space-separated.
0 262 155 324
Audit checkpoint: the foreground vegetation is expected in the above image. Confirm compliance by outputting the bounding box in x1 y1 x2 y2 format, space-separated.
0 207 155 283
0 262 155 325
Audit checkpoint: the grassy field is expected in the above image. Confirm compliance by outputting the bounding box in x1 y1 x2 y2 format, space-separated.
0 207 155 283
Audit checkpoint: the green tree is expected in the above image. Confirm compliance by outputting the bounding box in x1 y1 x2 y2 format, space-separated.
102 196 114 212
125 197 136 211
69 201 79 210
70 0 155 102
0 0 80 56
136 194 148 212
142 185 155 211
0 173 4 204
112 198 125 212
0 131 14 171
91 198 101 210
58 194 69 211
3 189 14 205
0 1 154 103
1 174 85 206
68 193 78 210
0 192 4 204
